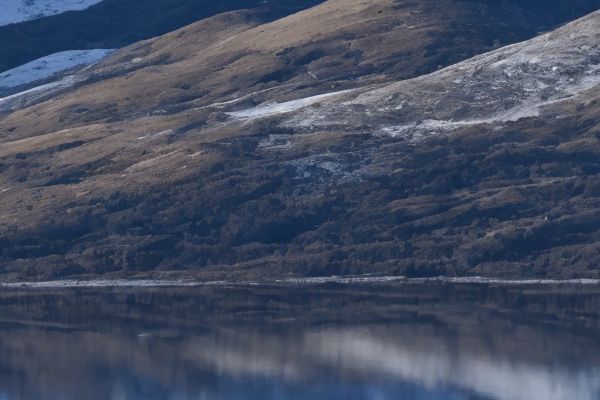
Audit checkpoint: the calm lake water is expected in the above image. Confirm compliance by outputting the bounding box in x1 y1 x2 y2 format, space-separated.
0 281 599 400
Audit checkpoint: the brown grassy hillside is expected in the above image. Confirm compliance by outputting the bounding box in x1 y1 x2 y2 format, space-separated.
0 0 599 281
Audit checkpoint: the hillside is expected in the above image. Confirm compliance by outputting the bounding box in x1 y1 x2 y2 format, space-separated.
0 0 326 73
0 0 599 281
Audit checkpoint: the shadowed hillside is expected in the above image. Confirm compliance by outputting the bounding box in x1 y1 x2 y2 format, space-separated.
0 0 327 72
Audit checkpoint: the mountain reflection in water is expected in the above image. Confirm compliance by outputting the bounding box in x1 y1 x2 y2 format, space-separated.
0 282 599 400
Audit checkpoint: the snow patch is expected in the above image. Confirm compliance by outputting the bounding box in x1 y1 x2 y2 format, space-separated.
0 0 103 26
379 104 544 140
0 49 114 89
136 129 175 140
0 75 79 110
226 89 356 119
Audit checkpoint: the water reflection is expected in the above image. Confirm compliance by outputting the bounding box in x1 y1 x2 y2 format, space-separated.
0 283 599 400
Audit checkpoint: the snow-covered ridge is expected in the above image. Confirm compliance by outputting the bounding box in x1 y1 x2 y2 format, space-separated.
0 49 113 90
0 0 103 26
228 11 600 141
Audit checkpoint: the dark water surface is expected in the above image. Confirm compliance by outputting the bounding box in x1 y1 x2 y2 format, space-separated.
0 281 599 400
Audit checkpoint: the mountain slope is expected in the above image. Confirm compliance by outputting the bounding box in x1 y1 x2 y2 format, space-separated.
0 0 327 73
246 11 600 138
0 1 599 281
4 0 600 141
0 1 331 97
